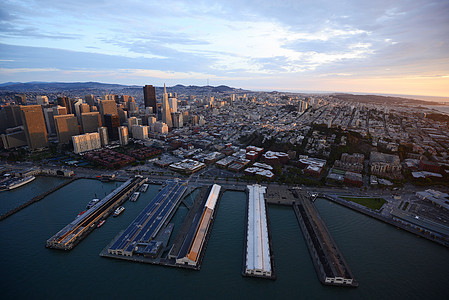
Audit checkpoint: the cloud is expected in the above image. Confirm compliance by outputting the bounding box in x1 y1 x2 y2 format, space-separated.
0 22 80 40
0 0 448 96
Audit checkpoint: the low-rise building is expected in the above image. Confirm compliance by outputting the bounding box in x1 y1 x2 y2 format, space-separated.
370 151 402 179
169 159 206 174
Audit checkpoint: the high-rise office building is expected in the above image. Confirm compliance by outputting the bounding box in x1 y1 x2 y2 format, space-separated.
148 116 156 127
43 108 55 135
81 112 101 133
53 105 67 116
168 97 178 113
128 100 138 113
73 99 84 117
172 112 183 128
84 94 95 107
162 84 173 128
118 107 127 124
20 105 48 150
57 96 73 114
143 85 157 114
152 121 168 134
15 94 27 105
127 117 138 130
72 132 101 154
3 105 23 128
103 94 116 101
118 126 129 146
131 125 148 140
98 126 109 146
54 114 80 144
104 114 120 141
80 103 90 114
99 100 118 123
36 95 49 105
1 127 27 149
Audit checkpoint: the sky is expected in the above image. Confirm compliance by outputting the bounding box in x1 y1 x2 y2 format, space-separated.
1 0 448 97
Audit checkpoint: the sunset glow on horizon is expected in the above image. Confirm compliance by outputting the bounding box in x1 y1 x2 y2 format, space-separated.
1 0 448 97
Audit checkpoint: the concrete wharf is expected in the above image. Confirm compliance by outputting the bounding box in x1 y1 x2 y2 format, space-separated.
107 180 188 257
168 186 210 260
293 190 358 287
46 176 146 250
242 184 276 280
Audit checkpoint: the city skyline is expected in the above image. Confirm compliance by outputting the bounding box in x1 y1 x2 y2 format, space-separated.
0 0 448 97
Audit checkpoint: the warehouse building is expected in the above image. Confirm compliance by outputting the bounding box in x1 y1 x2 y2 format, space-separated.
245 184 272 277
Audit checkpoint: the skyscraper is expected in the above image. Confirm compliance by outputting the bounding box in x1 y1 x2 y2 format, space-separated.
99 100 118 124
20 105 48 150
3 105 23 128
118 126 129 146
143 85 157 114
54 114 80 144
172 112 183 128
81 112 102 133
127 117 138 130
99 100 118 117
162 84 173 128
43 108 55 135
15 94 27 105
98 126 109 146
36 95 49 105
57 96 73 114
104 114 120 141
84 94 95 107
168 96 178 113
131 125 148 140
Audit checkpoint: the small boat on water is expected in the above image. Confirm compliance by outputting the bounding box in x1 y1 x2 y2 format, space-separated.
0 175 36 191
113 206 125 217
97 220 106 228
130 192 140 202
140 184 149 193
77 210 86 218
86 198 100 209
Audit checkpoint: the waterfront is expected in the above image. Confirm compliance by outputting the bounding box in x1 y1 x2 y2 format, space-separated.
0 176 66 215
0 179 448 299
424 105 449 115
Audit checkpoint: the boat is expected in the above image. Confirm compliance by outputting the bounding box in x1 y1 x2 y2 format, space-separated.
77 210 86 218
0 175 36 191
140 184 149 193
97 220 106 228
130 192 140 202
113 206 125 217
86 198 100 209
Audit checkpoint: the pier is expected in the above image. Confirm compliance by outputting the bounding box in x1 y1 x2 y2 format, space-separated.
293 190 358 287
0 178 76 222
106 180 188 257
242 184 276 280
46 176 146 250
175 184 221 267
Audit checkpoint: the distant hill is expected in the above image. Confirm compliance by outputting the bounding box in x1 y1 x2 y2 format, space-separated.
0 81 247 96
0 81 138 92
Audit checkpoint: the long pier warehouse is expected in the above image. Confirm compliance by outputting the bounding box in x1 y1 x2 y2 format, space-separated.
46 176 146 250
175 184 221 267
108 180 187 257
293 190 358 287
243 184 275 279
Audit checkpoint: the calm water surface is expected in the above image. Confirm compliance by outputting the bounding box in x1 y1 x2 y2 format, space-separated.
0 180 448 299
